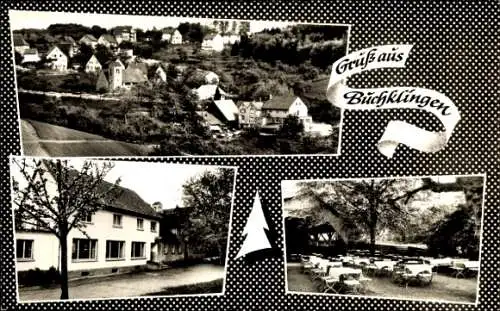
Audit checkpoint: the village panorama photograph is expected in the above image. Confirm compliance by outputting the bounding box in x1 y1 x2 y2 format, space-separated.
283 176 484 304
10 157 236 301
11 10 348 156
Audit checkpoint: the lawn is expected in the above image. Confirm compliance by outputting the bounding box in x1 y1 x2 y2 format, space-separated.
22 119 151 157
28 119 108 141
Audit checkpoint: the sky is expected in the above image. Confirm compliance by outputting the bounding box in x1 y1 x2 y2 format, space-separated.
11 157 235 210
9 10 295 33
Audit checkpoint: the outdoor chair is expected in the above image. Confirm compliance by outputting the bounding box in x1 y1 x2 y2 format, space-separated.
450 261 467 278
321 267 368 294
464 261 480 277
392 263 433 287
302 256 322 274
311 259 331 281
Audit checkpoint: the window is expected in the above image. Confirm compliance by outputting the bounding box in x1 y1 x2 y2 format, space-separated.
72 239 97 261
131 242 145 259
137 218 144 230
150 221 157 232
16 240 33 261
106 240 125 260
113 214 122 227
83 214 92 223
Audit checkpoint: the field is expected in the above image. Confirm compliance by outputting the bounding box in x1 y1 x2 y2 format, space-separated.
21 119 152 157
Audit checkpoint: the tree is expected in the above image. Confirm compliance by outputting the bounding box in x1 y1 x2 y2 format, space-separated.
295 177 483 257
280 115 304 139
296 179 418 256
15 51 23 65
12 159 121 299
181 168 234 264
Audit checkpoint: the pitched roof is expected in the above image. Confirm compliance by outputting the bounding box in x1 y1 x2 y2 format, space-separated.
13 34 29 47
112 26 134 35
108 59 125 69
262 94 298 110
204 34 217 40
123 67 148 84
98 179 159 219
47 46 67 58
213 99 239 122
196 111 223 126
195 84 228 100
62 36 76 44
24 48 38 55
99 34 118 44
127 62 148 75
238 101 264 110
80 34 98 43
42 160 160 219
87 54 101 65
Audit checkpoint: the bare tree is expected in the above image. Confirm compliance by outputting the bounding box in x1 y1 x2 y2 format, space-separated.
12 158 121 300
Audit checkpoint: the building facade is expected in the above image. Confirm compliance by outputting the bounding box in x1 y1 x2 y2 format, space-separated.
261 95 311 128
201 34 224 52
85 55 102 73
46 46 68 72
238 101 264 128
16 208 160 278
14 163 161 279
170 30 183 45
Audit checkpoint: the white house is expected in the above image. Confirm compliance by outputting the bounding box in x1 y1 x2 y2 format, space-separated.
79 34 98 49
21 48 41 64
194 84 228 101
170 30 183 45
222 34 241 45
98 34 118 48
85 55 102 73
14 164 161 279
154 63 168 83
161 32 171 42
260 95 314 131
46 46 68 72
201 34 224 52
238 101 264 128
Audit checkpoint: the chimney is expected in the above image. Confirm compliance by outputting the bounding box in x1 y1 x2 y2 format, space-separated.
152 202 163 212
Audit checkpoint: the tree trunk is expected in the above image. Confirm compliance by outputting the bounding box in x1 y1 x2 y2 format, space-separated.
183 242 189 261
59 233 69 300
369 224 376 257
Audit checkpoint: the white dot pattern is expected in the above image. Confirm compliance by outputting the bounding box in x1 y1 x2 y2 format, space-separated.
1 1 499 311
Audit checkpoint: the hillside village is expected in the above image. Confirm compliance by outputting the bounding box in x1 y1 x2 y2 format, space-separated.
14 21 348 155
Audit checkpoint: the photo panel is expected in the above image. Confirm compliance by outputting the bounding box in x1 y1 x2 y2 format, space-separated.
10 156 237 302
282 175 485 304
10 10 349 157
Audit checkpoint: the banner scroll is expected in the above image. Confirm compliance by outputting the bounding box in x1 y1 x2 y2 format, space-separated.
327 45 460 158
